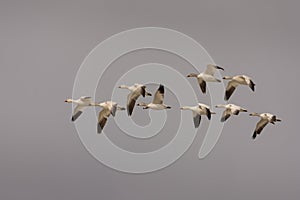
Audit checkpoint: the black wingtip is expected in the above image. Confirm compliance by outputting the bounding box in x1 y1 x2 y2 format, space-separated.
97 123 102 134
206 109 211 120
216 66 224 71
158 84 164 93
127 109 132 116
200 81 206 94
141 86 146 97
166 106 171 109
250 80 255 91
225 92 230 101
252 132 257 140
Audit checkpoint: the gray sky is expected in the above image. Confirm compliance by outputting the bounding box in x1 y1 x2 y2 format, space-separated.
0 0 299 200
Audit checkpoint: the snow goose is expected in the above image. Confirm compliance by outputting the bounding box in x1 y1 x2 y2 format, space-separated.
249 112 281 139
180 103 216 128
187 64 224 94
118 83 152 116
137 84 171 110
91 101 125 134
215 103 247 122
64 96 93 121
223 75 255 100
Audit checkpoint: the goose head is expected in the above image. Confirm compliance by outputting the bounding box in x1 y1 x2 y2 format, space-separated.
249 112 260 116
118 85 127 89
223 76 233 80
187 73 198 78
65 99 73 103
137 102 147 107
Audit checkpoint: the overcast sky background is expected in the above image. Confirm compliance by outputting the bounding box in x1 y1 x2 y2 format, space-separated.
0 0 299 200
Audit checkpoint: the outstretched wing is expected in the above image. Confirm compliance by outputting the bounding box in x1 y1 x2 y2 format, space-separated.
249 80 255 91
80 96 92 103
153 84 164 104
127 91 140 116
225 81 238 100
193 111 202 128
72 105 84 121
110 103 117 117
140 86 146 97
199 104 212 120
204 107 212 120
205 64 224 75
221 109 231 122
232 107 240 115
197 77 206 94
252 119 268 139
243 76 255 91
97 108 111 134
205 64 216 75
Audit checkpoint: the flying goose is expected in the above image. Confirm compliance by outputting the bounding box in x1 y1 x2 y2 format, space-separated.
223 75 255 100
118 83 152 116
215 103 248 122
137 84 171 110
249 112 281 139
91 101 125 133
180 103 216 128
187 64 224 94
65 96 93 121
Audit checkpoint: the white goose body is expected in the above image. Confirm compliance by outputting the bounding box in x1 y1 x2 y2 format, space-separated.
145 103 169 110
91 101 125 133
223 75 255 100
215 103 248 122
118 83 151 116
198 73 220 82
65 96 93 121
187 64 224 94
249 112 281 139
137 84 171 110
180 103 215 128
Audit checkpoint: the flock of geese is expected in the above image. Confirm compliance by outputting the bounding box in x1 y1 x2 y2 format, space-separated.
65 64 281 139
